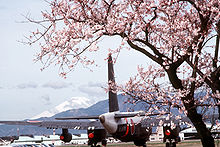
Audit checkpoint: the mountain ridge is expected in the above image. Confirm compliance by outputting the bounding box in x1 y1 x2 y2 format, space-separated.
31 97 94 119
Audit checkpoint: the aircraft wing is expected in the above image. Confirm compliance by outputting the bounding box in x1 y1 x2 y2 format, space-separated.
0 120 103 130
55 115 100 120
114 113 164 118
55 114 143 120
55 113 167 120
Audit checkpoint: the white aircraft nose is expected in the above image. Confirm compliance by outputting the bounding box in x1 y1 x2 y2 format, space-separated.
99 113 118 134
99 115 105 123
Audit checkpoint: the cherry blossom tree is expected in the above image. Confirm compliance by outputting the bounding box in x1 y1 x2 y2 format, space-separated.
27 0 219 146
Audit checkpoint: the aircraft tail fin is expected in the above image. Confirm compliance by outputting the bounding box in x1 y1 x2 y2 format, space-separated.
108 54 119 112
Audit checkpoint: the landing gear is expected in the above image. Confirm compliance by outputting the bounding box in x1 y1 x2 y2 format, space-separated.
134 140 147 147
90 140 107 147
101 139 107 146
165 142 176 147
89 141 98 147
90 144 100 147
90 143 96 147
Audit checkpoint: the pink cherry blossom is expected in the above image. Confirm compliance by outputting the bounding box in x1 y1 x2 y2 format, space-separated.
26 0 220 146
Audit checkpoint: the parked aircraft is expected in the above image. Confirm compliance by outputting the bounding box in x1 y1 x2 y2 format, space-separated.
0 54 185 147
54 54 161 146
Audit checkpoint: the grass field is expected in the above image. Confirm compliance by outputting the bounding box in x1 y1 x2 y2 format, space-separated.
58 140 220 147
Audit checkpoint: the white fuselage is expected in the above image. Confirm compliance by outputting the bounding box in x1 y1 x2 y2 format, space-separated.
99 111 144 134
99 112 118 134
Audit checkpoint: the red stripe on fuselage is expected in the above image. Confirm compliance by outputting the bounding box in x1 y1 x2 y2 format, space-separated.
121 118 129 138
131 119 135 135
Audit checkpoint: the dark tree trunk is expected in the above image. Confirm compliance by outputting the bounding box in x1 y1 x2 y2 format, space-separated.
166 66 184 90
183 95 215 147
187 107 214 147
166 64 216 146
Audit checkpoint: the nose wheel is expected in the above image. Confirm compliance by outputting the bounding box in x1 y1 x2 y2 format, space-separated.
101 139 107 146
90 144 100 147
90 139 107 147
166 142 176 147
134 140 147 147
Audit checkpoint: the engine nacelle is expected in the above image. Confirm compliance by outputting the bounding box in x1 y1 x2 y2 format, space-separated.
87 128 107 146
163 125 180 143
60 128 72 142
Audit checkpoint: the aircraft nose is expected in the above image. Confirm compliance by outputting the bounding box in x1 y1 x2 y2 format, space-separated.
99 115 105 123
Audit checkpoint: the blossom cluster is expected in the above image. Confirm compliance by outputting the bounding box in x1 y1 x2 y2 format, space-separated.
29 0 219 75
28 0 220 120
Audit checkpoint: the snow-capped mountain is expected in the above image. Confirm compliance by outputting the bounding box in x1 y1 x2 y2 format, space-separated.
31 97 94 119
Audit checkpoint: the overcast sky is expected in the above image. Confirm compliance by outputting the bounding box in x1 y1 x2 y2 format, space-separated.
0 0 151 120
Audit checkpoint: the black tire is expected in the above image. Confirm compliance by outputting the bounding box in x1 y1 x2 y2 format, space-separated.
101 139 107 146
172 142 176 147
134 140 146 146
91 143 97 147
166 142 170 147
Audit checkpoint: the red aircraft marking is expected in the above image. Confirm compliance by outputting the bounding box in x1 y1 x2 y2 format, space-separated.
130 119 135 135
121 118 129 138
165 130 171 136
88 133 94 139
